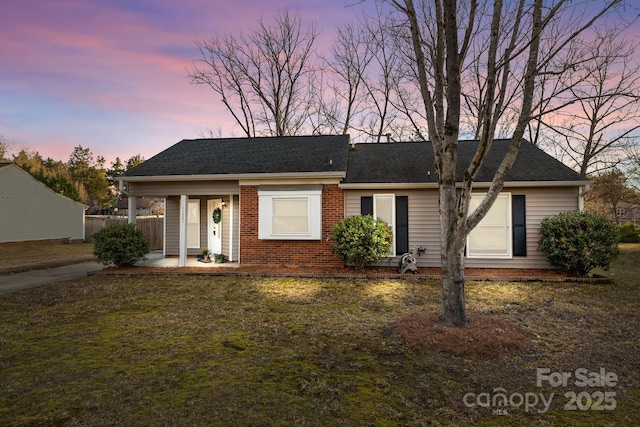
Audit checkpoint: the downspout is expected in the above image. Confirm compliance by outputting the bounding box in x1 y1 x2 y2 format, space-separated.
579 183 590 212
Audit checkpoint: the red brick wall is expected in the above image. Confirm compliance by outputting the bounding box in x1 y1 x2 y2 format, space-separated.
239 184 344 267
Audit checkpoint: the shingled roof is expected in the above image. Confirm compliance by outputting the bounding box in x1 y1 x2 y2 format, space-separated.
124 135 350 177
123 136 586 185
342 139 588 184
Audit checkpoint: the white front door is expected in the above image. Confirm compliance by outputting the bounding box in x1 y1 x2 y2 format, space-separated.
207 199 223 255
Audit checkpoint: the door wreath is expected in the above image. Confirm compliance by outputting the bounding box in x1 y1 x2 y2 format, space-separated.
212 207 222 224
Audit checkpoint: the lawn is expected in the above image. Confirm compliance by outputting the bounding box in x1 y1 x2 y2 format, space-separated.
0 242 95 274
0 246 638 426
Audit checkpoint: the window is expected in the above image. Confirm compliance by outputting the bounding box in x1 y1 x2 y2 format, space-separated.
361 194 409 256
187 199 200 248
258 188 322 239
374 194 396 256
273 198 309 234
467 193 512 258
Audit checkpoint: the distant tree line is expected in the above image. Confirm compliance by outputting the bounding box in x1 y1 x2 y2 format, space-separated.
0 137 143 212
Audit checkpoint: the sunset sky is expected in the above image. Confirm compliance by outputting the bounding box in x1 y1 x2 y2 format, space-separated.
1 0 369 164
2 1 638 166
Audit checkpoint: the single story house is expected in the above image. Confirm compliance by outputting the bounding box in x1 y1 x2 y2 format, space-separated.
118 135 589 268
0 163 85 243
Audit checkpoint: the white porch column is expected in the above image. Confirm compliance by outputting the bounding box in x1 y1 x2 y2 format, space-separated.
179 194 188 267
128 196 137 225
228 194 234 261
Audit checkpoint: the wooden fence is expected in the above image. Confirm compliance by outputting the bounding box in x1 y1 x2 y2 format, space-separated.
85 216 164 251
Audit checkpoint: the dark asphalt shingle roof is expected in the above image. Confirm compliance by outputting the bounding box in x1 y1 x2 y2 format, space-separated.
343 139 587 184
124 135 350 177
124 136 586 184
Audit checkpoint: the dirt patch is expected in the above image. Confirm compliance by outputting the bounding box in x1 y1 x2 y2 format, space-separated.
0 242 95 274
393 312 535 359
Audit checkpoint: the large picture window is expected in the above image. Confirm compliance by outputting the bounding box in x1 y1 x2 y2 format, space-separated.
467 193 512 258
272 198 309 234
258 188 322 240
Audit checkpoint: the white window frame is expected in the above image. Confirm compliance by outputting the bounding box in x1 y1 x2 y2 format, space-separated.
258 189 322 240
466 193 512 259
187 199 200 249
374 194 396 257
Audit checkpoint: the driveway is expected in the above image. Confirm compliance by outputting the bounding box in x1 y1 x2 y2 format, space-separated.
0 261 104 293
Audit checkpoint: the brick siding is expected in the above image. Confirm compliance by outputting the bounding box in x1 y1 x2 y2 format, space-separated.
239 184 344 267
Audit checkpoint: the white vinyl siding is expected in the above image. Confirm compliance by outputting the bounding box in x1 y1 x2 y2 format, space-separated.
258 189 322 240
467 194 512 258
344 186 582 269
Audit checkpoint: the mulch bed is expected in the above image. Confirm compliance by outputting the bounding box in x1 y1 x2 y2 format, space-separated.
393 312 535 359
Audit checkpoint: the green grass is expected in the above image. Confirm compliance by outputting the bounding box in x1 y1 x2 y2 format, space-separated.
0 246 639 426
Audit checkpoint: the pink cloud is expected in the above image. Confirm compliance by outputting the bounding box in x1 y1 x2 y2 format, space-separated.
0 0 372 164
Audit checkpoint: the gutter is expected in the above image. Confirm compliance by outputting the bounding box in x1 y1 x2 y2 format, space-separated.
117 171 346 183
339 180 591 190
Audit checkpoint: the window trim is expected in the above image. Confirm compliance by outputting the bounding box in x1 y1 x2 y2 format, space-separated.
258 189 322 240
466 193 512 259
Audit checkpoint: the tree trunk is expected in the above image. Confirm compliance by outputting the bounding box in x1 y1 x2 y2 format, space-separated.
438 156 468 327
440 247 467 327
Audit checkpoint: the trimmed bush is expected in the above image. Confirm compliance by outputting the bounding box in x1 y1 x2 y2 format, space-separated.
329 215 393 269
93 223 149 267
538 211 619 275
618 222 640 243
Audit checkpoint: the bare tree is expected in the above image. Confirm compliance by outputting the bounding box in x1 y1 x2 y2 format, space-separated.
189 10 318 137
320 23 375 136
356 11 407 142
393 0 621 326
539 25 640 175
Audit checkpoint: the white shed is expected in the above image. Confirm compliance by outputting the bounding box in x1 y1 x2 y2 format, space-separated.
0 163 85 243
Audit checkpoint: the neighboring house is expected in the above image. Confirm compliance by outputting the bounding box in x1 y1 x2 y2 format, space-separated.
614 202 640 224
118 135 589 269
111 197 164 217
0 163 85 243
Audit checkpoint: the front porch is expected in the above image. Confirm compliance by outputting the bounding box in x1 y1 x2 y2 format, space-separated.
125 191 239 268
135 250 240 269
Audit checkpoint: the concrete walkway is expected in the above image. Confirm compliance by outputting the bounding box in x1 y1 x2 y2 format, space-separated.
0 261 105 293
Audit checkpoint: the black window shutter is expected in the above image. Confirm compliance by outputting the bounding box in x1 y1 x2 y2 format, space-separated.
512 195 527 256
396 196 409 254
361 196 373 216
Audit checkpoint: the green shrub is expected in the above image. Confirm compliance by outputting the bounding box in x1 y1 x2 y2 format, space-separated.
329 215 393 269
538 211 619 275
93 223 149 267
618 222 640 243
